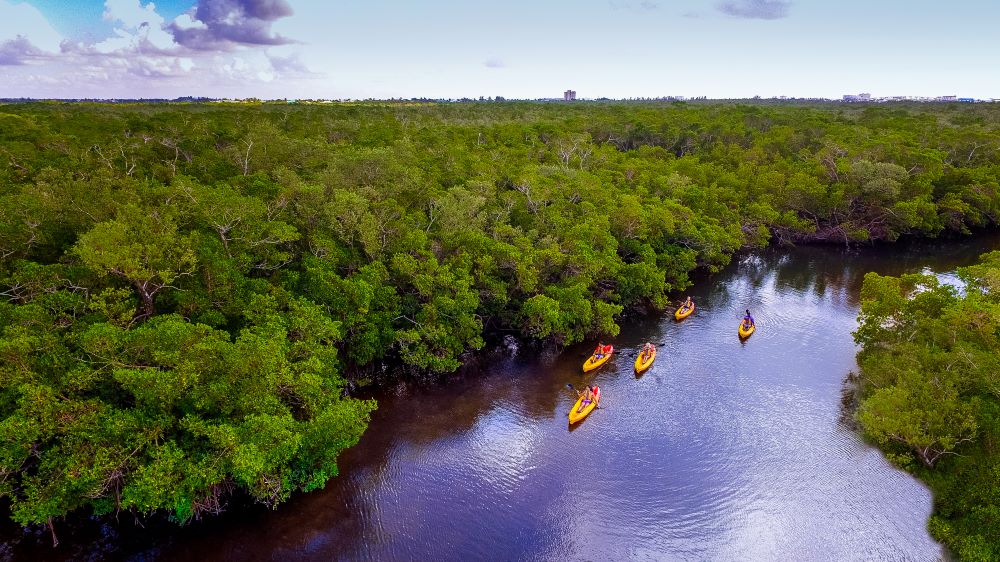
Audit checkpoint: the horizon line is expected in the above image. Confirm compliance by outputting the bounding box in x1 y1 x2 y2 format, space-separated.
2 96 998 104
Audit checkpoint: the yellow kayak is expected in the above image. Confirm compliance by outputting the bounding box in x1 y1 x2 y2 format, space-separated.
583 345 614 372
634 346 656 373
739 322 755 338
569 386 601 424
674 303 695 320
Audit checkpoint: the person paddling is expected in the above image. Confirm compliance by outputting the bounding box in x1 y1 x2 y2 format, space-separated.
577 385 597 411
742 309 755 329
681 296 693 312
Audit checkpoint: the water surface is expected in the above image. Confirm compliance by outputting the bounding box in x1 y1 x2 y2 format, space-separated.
9 236 1000 561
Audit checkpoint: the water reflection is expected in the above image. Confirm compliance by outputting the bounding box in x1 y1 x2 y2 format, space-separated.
7 234 1000 561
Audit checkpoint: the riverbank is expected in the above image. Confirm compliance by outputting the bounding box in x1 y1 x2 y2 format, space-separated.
3 100 1000 551
347 226 1000 392
854 249 1000 559
10 236 1000 559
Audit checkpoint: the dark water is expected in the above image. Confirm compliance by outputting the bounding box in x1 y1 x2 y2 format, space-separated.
8 236 1000 561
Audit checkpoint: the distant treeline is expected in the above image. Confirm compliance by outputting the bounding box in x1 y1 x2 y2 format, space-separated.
1 101 999 531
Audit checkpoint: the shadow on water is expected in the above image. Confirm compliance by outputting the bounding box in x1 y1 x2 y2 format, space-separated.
4 232 1000 560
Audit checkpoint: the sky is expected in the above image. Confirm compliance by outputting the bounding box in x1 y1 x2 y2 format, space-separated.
0 0 998 100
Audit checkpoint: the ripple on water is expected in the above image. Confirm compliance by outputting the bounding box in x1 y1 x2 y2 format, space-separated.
98 243 1000 561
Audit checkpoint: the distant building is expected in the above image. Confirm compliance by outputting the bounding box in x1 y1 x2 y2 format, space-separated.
563 90 577 101
843 92 871 102
936 95 958 101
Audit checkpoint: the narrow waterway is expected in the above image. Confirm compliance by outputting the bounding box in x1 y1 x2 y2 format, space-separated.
8 236 1000 561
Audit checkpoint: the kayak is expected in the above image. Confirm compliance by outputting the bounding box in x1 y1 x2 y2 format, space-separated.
583 345 614 372
634 347 656 373
674 303 695 320
739 322 755 338
569 386 601 424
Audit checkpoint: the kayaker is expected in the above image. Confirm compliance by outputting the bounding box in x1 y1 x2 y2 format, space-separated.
682 296 693 311
594 343 605 359
578 386 596 411
641 342 654 360
742 309 755 328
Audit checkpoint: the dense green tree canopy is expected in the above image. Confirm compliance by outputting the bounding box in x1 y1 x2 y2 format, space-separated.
2 100 1000 531
856 252 1000 560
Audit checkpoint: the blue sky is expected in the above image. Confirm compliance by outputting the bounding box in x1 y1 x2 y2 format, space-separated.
15 0 192 38
1 0 998 99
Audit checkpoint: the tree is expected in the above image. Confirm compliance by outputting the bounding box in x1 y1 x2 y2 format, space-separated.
857 369 977 468
74 206 196 323
855 252 1000 555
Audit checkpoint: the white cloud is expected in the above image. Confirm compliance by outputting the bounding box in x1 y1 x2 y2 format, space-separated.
96 0 177 52
94 28 134 54
223 55 249 75
0 0 64 64
173 13 207 31
104 0 154 28
0 0 311 97
716 0 791 20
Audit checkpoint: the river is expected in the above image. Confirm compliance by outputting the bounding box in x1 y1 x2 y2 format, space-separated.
7 236 1000 561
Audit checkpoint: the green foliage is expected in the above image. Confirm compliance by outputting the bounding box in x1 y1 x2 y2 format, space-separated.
0 306 374 525
3 100 1000 528
855 252 1000 558
74 206 197 321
